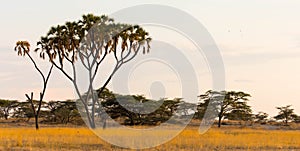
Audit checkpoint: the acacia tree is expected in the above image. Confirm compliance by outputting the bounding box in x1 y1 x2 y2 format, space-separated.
12 101 35 121
27 14 151 128
14 41 53 129
254 112 269 124
224 100 253 124
198 90 251 128
196 90 223 120
292 114 300 123
274 105 297 126
0 99 19 120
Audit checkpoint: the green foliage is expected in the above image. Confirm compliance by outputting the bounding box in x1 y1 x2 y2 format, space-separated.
254 112 269 124
35 14 151 67
93 89 185 126
292 114 300 123
224 101 253 122
12 102 35 121
274 105 297 125
0 100 19 120
54 101 79 124
2 89 299 128
197 90 252 127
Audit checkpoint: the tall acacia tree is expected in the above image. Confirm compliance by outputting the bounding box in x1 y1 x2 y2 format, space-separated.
25 14 151 128
14 41 53 129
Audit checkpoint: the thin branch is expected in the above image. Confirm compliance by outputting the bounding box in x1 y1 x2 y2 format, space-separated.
90 42 104 68
87 33 95 58
50 60 74 82
113 38 119 62
97 43 141 96
37 64 54 115
121 43 132 63
25 93 36 115
97 61 120 95
45 65 54 84
91 49 107 81
123 43 141 64
78 49 89 70
63 53 73 64
25 52 46 83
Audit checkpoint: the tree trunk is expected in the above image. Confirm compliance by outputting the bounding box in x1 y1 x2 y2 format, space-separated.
91 113 95 129
83 103 96 129
35 115 39 130
218 115 222 128
4 114 8 120
90 116 96 129
103 119 107 129
130 118 134 126
128 113 134 126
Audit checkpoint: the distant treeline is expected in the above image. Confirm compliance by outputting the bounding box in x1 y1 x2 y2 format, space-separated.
1 89 299 127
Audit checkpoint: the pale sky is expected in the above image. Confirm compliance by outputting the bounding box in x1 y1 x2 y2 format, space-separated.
0 0 300 116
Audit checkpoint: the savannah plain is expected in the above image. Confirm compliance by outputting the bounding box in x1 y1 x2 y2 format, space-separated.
1 3 300 151
0 120 299 151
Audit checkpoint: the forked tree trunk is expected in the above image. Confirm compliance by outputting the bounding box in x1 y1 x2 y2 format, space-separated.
84 104 96 129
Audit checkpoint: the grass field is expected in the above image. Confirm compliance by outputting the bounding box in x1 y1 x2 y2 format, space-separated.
0 126 299 151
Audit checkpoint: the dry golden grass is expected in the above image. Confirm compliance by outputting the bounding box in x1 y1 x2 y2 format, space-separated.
0 126 299 151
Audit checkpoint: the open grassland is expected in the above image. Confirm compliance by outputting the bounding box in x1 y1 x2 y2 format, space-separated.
0 126 299 151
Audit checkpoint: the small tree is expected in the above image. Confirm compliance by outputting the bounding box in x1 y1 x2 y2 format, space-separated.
0 100 19 120
177 101 197 118
254 112 269 124
13 101 35 122
274 105 297 126
292 114 300 123
55 100 79 124
45 101 63 123
14 41 53 129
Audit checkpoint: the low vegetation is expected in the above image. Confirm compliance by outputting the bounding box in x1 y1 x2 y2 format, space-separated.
0 126 299 151
1 90 299 128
